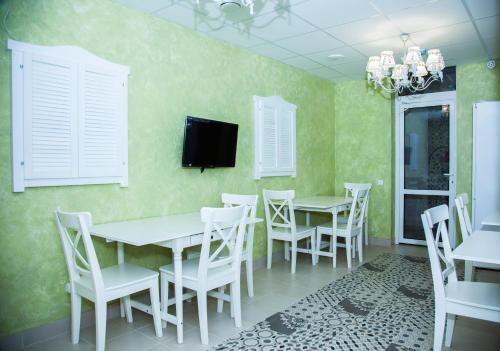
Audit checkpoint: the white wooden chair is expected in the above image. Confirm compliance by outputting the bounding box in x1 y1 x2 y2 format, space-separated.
421 204 500 351
263 189 316 274
221 193 258 298
455 193 500 281
55 209 163 351
338 183 372 246
159 205 249 345
316 187 368 269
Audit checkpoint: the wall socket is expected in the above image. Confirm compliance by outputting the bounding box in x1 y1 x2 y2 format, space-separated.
376 179 384 186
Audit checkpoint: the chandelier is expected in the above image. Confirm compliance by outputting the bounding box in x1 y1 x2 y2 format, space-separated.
366 33 445 94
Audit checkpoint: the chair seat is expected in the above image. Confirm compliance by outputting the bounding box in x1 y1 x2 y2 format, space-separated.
78 263 158 291
159 258 233 283
317 222 361 236
272 225 315 239
446 281 500 311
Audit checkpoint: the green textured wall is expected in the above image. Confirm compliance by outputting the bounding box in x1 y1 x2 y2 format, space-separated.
0 0 336 337
334 81 393 240
456 62 500 202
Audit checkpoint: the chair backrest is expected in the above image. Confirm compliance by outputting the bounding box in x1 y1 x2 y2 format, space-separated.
455 193 472 240
344 183 372 220
345 188 369 233
421 204 458 302
222 194 258 253
198 205 249 284
54 208 104 293
262 189 296 236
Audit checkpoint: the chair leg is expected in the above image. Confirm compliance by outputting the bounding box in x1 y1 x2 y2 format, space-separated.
465 262 475 281
332 234 338 268
196 291 209 345
433 307 446 351
316 232 322 264
124 296 133 323
329 236 334 253
160 272 168 330
95 299 107 351
291 240 297 274
357 234 363 263
364 220 369 246
231 280 242 328
217 286 225 313
267 238 273 269
150 283 163 337
444 314 456 347
70 291 81 344
346 237 352 269
246 257 254 298
352 238 356 259
284 241 290 261
310 232 316 266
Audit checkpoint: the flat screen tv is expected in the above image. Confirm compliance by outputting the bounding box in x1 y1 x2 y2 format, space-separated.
182 116 238 171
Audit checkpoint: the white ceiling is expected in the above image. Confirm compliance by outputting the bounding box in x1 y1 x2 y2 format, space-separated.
116 0 500 83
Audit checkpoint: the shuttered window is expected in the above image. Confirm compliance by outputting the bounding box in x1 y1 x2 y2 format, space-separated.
8 40 129 192
253 96 296 179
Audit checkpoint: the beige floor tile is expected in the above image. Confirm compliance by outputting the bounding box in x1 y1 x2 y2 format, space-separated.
24 334 94 351
105 330 159 351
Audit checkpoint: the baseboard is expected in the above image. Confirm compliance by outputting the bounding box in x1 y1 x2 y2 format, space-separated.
0 303 121 351
368 237 392 247
0 253 285 351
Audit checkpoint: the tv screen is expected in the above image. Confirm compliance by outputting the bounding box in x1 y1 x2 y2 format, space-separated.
182 116 238 169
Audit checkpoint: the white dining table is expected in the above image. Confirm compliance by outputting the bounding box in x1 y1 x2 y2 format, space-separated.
451 230 500 281
290 196 352 263
91 212 262 343
481 211 500 227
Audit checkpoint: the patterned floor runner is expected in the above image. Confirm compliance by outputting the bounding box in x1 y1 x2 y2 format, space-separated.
212 253 435 351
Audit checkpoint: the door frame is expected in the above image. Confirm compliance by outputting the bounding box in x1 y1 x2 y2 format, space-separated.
394 91 457 247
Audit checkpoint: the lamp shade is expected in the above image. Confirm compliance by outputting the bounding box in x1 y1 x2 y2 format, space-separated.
366 56 381 73
415 61 428 77
380 50 395 69
405 46 423 65
391 64 407 80
426 49 445 72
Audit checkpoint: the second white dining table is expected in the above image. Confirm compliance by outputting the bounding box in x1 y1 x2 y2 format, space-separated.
91 212 262 344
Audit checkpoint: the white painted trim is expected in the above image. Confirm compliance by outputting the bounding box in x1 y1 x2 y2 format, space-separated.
395 91 457 247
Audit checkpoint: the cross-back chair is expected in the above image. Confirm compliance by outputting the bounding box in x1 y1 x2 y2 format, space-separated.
263 189 316 274
316 187 369 269
55 208 162 351
421 204 500 351
159 205 249 345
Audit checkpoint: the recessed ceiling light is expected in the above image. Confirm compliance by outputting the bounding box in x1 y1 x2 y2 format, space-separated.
328 54 345 60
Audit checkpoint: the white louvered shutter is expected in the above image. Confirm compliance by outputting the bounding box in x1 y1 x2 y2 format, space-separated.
79 66 124 177
254 96 296 179
9 40 129 192
23 53 78 180
260 103 278 171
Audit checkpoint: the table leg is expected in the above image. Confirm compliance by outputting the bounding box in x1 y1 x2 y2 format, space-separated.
117 243 125 318
172 243 184 343
305 212 317 265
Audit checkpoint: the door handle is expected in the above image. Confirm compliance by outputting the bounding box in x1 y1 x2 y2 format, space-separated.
443 173 454 177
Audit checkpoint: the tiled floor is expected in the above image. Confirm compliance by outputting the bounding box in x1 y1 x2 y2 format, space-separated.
23 244 500 351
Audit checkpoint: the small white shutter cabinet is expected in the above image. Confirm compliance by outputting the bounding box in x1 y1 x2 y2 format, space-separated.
254 96 296 179
8 40 129 192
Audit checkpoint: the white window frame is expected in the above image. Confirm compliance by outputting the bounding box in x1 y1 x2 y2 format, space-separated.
253 95 296 179
8 40 130 192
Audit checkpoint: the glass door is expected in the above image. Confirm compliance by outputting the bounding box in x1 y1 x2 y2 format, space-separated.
396 92 456 246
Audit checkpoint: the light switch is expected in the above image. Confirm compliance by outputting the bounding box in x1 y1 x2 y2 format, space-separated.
376 179 384 186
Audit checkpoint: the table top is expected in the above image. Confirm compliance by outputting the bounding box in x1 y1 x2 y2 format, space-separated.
481 211 500 227
451 230 500 265
91 212 262 247
293 196 351 209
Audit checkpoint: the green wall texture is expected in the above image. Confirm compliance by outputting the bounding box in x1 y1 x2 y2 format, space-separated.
334 81 393 240
0 0 336 337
